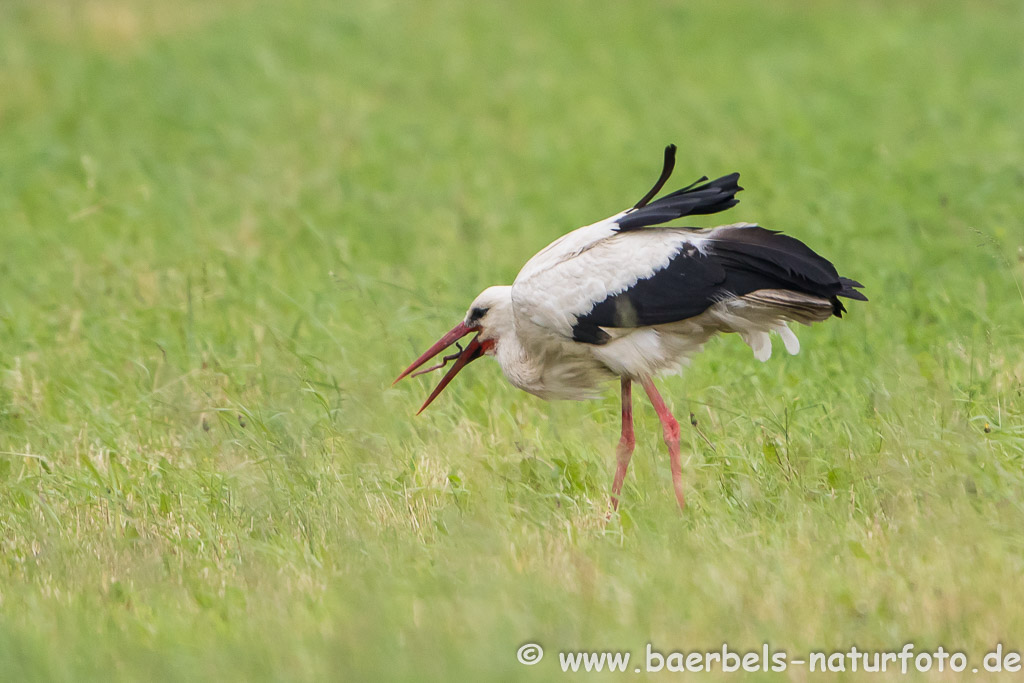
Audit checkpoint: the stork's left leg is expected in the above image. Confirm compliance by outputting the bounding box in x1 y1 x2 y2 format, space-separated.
609 378 635 511
640 377 686 510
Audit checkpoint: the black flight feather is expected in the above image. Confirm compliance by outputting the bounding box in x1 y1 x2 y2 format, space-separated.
706 226 840 286
633 144 678 209
617 146 742 231
838 277 868 301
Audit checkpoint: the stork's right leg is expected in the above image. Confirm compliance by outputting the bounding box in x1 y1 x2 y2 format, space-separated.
640 377 686 510
609 378 635 511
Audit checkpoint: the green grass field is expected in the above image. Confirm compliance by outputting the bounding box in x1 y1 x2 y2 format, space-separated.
2 1 1023 680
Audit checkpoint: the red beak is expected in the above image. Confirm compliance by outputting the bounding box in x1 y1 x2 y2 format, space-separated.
394 321 492 414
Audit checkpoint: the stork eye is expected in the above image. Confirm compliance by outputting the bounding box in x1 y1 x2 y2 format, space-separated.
469 306 489 322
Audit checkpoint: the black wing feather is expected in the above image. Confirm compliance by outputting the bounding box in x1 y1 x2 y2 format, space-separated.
633 144 678 209
618 145 742 230
839 277 868 301
617 173 743 231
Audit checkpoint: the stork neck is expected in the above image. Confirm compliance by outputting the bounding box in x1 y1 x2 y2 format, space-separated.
493 327 540 394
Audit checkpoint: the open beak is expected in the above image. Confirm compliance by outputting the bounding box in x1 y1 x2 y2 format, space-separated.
394 321 492 414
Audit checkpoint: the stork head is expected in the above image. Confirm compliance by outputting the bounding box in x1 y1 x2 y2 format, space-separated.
394 286 513 413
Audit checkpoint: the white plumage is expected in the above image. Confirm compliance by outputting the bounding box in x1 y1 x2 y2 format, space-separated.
395 145 865 511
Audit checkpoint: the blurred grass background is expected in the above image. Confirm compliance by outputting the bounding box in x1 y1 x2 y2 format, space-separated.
1 0 1022 679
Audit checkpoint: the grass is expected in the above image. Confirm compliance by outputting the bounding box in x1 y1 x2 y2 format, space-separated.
1 0 1023 679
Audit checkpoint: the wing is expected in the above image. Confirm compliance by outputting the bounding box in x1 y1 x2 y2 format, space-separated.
513 223 865 346
572 224 866 344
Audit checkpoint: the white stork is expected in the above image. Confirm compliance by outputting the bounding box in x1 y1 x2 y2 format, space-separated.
394 145 866 511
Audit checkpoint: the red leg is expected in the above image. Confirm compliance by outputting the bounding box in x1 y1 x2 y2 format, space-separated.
610 378 635 511
640 377 686 510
